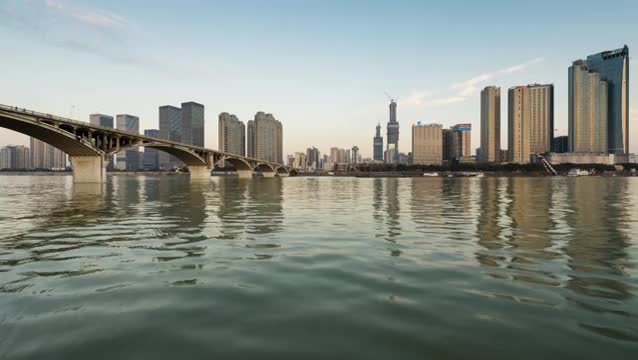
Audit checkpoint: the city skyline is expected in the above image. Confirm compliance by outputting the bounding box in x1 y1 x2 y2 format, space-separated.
0 0 637 158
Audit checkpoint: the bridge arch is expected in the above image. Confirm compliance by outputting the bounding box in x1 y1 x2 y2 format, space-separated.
114 143 208 167
0 110 102 156
218 156 254 179
275 166 289 176
255 163 276 178
219 156 253 171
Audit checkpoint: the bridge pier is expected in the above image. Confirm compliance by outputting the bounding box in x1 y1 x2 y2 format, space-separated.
70 156 107 183
189 166 211 181
236 170 253 179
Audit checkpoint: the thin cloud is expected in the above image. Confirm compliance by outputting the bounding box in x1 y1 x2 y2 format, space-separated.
401 91 434 106
500 57 544 74
450 57 545 99
45 0 63 11
400 57 545 109
0 0 156 68
44 0 129 29
428 97 466 105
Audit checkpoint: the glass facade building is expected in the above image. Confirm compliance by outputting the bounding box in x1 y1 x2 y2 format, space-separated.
585 45 629 155
116 114 140 171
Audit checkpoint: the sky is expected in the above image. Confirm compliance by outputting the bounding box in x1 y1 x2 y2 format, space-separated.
1 0 637 158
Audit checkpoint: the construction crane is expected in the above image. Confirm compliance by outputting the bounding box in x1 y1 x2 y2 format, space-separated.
384 91 396 102
536 153 558 176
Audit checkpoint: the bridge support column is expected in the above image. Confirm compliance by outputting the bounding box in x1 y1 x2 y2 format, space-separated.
262 172 276 178
189 166 211 181
70 156 106 183
236 170 253 179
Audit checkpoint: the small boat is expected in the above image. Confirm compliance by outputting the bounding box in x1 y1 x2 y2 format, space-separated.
567 169 590 177
423 172 439 177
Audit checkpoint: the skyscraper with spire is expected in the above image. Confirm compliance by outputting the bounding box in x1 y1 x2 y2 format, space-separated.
386 100 399 162
373 123 384 161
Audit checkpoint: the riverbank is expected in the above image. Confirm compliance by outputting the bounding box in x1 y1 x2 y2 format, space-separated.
1 170 637 177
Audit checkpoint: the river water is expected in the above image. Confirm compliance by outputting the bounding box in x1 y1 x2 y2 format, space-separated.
0 175 637 359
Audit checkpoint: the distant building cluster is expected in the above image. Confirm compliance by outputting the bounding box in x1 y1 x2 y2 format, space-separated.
217 111 283 167
1 139 66 170
0 145 30 170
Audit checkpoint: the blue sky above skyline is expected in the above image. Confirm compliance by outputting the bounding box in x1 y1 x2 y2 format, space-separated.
1 0 636 157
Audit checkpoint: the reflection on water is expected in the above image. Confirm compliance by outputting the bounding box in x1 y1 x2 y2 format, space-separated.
0 176 637 359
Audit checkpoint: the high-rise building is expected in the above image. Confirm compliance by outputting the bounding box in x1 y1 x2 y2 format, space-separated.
247 120 255 158
507 84 554 163
442 128 454 162
293 152 307 170
508 87 531 163
412 123 442 165
480 86 501 163
527 85 554 155
90 114 115 170
0 145 30 169
306 147 320 169
116 114 140 171
182 102 205 147
373 123 384 161
386 100 399 162
384 145 397 165
351 146 359 164
0 147 9 169
585 46 629 155
143 129 160 170
329 147 350 164
89 114 114 128
569 60 608 153
451 124 472 159
159 105 183 169
322 154 329 170
218 112 246 158
30 138 66 170
247 112 283 163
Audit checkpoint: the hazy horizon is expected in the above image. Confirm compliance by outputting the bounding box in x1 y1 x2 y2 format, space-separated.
1 0 636 158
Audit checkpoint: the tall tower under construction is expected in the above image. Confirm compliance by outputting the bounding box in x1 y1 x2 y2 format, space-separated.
386 100 399 163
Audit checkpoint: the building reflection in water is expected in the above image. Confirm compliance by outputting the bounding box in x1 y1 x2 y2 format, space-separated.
245 177 284 238
384 178 401 245
370 178 403 256
372 178 384 238
474 177 634 308
563 179 633 301
476 177 507 269
215 176 250 240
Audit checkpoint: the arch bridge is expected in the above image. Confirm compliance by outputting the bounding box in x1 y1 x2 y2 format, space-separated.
0 105 293 183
